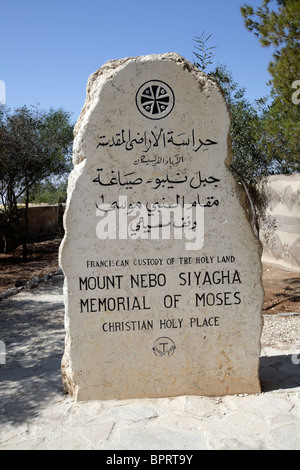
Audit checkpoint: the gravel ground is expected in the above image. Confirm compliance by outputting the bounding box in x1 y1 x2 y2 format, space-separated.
262 315 300 350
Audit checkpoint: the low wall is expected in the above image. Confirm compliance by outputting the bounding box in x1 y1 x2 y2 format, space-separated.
0 204 65 252
24 204 64 240
259 174 300 272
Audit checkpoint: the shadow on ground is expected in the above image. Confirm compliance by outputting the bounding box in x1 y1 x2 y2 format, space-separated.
260 354 300 392
1 352 300 426
0 276 65 425
264 277 300 312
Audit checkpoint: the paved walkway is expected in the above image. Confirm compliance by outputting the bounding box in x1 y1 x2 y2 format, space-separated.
0 276 299 450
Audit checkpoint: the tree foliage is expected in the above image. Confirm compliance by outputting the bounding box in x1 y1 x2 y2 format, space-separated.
241 0 299 99
193 36 271 187
209 66 269 182
240 0 300 172
193 31 217 71
192 12 299 234
29 178 68 205
0 105 73 259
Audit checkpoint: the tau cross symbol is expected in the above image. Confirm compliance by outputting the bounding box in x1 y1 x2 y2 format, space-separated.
153 337 176 357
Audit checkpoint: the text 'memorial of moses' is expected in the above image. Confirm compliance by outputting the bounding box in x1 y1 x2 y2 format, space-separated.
60 54 264 401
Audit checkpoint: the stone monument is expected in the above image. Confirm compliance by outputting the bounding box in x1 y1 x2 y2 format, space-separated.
60 53 264 401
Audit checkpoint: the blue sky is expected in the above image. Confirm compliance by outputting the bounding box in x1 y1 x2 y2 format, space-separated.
1 0 275 121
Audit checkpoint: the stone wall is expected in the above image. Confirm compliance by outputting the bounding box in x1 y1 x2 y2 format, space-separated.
25 204 65 240
0 204 65 252
260 174 300 272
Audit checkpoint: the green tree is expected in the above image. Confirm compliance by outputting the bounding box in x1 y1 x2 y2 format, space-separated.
0 105 73 260
210 66 269 181
29 177 68 205
193 36 271 187
241 0 299 100
241 0 300 172
209 65 272 235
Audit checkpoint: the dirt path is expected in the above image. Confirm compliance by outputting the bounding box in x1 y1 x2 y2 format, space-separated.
263 264 300 314
0 239 61 292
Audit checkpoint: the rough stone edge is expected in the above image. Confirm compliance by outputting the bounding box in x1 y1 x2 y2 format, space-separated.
61 53 265 399
71 53 254 235
72 53 226 166
0 269 64 301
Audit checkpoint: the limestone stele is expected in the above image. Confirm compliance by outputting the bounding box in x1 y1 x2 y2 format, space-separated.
59 54 264 401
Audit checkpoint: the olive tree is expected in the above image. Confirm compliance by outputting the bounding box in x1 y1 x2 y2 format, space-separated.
0 105 73 260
